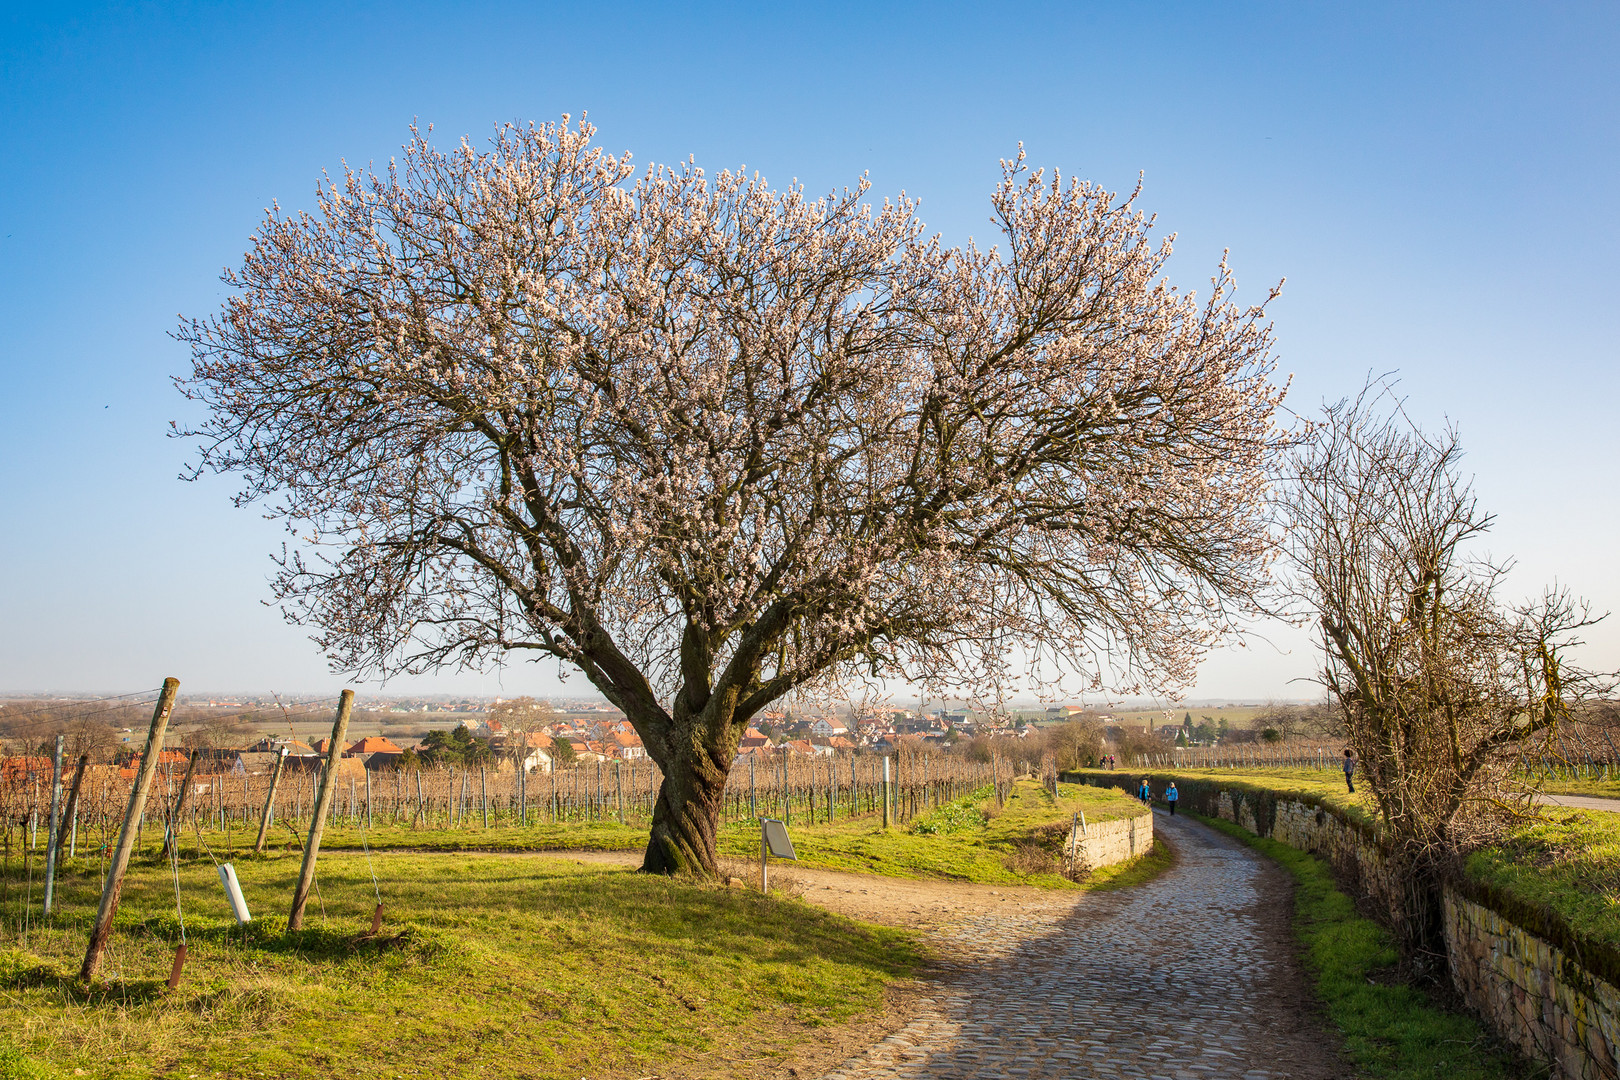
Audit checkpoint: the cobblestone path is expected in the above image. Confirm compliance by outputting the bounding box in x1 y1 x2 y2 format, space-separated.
818 812 1344 1080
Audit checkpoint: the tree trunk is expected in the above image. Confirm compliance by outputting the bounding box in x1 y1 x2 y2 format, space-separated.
1388 846 1449 978
642 749 728 875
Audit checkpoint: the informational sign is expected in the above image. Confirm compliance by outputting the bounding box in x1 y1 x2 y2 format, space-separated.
762 818 796 860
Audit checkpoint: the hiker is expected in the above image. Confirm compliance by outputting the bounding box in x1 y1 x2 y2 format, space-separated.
1342 748 1356 793
1137 777 1151 803
1165 782 1179 816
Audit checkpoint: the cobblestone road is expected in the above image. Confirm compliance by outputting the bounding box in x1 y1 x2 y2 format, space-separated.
818 811 1345 1080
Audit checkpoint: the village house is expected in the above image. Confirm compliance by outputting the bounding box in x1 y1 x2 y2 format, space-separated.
491 731 556 773
610 731 646 760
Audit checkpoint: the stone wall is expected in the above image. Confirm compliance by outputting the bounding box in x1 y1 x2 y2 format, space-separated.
1072 807 1153 872
1069 771 1620 1080
1446 892 1620 1079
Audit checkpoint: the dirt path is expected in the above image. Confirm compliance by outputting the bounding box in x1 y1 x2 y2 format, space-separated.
550 814 1348 1078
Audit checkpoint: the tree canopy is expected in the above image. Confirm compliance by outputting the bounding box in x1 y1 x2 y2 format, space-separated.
178 117 1289 873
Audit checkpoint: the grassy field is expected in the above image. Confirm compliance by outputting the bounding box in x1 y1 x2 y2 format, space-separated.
716 779 1147 887
1197 814 1534 1079
1109 704 1268 728
1468 808 1620 953
0 850 922 1080
0 779 1154 1078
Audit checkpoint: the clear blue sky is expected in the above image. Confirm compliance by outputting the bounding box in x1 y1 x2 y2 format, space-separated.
1 2 1615 699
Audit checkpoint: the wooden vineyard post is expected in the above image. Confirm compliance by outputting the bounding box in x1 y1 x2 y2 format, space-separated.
42 735 65 916
615 761 624 824
254 749 289 853
80 677 180 984
288 690 353 931
749 755 756 818
54 754 89 868
480 766 488 828
161 750 200 859
364 765 373 830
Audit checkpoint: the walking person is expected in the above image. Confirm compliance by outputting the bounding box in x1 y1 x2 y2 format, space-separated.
1165 781 1178 815
1342 748 1356 793
1137 777 1151 804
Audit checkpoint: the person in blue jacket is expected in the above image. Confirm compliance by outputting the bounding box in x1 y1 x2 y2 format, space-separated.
1137 777 1151 803
1165 782 1179 816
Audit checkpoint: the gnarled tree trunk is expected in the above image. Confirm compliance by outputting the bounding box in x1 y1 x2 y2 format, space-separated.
637 688 741 875
643 751 730 874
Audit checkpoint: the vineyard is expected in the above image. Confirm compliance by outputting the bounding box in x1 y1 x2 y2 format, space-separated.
1116 722 1620 783
0 745 1011 901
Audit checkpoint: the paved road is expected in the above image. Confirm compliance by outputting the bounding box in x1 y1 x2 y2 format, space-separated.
819 811 1345 1080
1536 793 1620 813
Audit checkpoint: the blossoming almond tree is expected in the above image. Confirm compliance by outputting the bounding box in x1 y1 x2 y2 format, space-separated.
178 117 1288 874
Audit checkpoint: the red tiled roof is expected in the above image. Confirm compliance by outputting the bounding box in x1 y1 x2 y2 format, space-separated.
346 736 403 755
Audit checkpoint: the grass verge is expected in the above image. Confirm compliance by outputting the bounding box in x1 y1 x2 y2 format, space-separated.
716 779 1148 887
1195 813 1534 1080
1467 807 1620 954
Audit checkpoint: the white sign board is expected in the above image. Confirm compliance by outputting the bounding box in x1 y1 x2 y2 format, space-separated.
762 818 796 860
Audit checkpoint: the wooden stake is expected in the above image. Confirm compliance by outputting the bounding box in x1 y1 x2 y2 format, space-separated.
80 677 180 984
166 942 187 989
61 755 88 861
370 903 383 935
42 735 64 916
161 750 200 859
253 749 289 853
288 690 353 931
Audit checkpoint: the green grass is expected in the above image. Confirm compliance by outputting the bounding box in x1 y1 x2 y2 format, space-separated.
1086 834 1174 890
0 849 922 1079
716 779 1149 887
1196 814 1533 1080
1468 808 1620 953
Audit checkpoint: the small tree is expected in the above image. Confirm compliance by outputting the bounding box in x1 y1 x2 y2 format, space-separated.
490 696 555 769
178 117 1288 875
1282 388 1612 964
1044 719 1105 771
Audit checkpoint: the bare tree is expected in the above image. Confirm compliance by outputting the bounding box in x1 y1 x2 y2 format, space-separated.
1282 387 1613 964
178 117 1288 875
1043 719 1106 770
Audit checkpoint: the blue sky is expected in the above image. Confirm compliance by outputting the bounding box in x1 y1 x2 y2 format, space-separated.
1 2 1615 699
